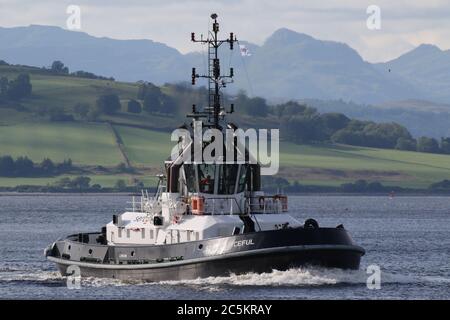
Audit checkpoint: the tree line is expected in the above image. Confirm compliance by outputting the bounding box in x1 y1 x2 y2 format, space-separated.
231 95 450 155
275 101 450 154
70 82 178 120
0 155 73 177
262 176 450 194
66 85 450 155
45 60 115 81
53 176 142 191
0 73 32 100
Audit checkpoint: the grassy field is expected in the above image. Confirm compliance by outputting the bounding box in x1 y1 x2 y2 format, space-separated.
0 122 123 165
280 142 450 188
28 75 138 111
1 64 450 190
115 125 172 166
1 122 450 189
0 65 138 113
0 174 159 188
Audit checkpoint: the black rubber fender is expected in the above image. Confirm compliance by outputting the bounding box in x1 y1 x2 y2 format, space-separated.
304 218 319 229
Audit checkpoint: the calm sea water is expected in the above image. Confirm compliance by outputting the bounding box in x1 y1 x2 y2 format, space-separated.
0 194 449 300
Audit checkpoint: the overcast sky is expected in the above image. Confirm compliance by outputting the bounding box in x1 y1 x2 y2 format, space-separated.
0 0 449 62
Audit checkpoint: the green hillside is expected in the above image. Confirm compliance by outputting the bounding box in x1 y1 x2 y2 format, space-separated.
1 121 449 189
0 122 122 165
0 65 137 111
116 126 172 166
1 64 450 190
279 143 450 188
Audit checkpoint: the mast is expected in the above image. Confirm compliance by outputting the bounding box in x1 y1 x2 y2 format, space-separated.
190 13 237 128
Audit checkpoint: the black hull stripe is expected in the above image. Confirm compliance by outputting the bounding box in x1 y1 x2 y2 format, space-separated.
47 244 364 270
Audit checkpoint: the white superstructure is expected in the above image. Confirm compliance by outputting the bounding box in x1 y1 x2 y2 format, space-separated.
106 177 300 246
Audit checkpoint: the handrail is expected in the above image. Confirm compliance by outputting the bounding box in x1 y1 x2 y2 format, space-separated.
126 191 287 215
246 194 288 214
202 196 243 215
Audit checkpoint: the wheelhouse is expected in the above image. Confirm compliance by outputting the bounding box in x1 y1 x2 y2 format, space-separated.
177 163 261 195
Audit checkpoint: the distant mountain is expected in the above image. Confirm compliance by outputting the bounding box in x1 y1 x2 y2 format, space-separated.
230 28 419 104
376 44 450 103
1 25 449 104
0 25 187 83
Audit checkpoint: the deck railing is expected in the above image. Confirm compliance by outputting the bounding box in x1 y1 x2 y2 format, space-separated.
246 195 288 214
126 191 288 215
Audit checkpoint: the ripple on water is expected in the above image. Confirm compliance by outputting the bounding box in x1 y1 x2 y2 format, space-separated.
2 266 447 291
1 195 449 299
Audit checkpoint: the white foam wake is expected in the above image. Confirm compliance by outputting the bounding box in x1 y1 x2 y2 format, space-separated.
160 267 366 287
2 266 448 288
160 267 450 288
0 269 62 282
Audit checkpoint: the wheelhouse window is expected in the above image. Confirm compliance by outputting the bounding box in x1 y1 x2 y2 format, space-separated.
184 164 197 192
218 165 239 195
237 165 248 193
198 164 216 194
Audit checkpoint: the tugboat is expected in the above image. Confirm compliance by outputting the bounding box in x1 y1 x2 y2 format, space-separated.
45 14 365 281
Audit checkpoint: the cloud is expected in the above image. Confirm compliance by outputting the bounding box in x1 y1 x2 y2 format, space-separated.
0 0 449 62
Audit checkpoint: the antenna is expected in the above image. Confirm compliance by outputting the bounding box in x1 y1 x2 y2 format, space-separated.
189 13 238 128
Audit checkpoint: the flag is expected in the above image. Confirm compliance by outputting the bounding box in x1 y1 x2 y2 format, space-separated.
239 44 252 57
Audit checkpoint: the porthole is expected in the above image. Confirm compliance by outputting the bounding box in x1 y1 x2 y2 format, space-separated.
198 244 203 250
131 251 135 257
88 249 93 254
68 245 71 250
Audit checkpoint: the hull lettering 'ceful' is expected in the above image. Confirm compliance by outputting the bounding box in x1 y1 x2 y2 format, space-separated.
45 13 365 282
234 239 255 247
